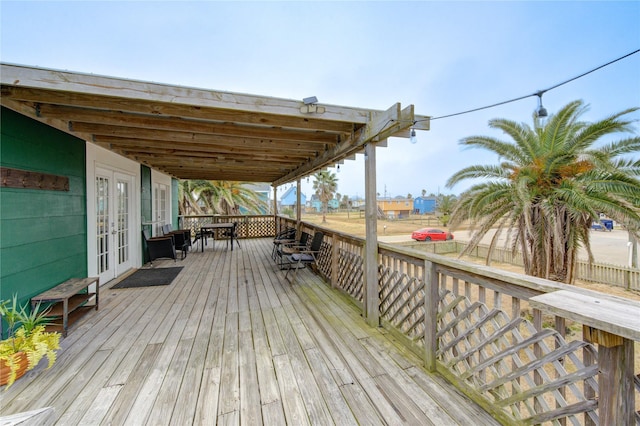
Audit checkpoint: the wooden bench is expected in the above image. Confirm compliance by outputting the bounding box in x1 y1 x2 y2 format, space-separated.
31 277 99 337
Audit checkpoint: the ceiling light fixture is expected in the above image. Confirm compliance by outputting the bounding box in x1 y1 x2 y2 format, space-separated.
535 91 548 118
300 96 325 114
409 127 417 144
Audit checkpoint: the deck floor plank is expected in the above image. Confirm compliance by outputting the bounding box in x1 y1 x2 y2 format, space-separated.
0 238 500 426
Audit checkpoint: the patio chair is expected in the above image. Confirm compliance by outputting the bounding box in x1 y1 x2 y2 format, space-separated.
142 229 176 263
191 226 214 251
222 222 240 250
275 231 310 269
271 227 297 260
284 231 324 284
162 224 190 259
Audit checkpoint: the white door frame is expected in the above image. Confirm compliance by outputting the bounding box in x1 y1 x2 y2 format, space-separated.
151 169 172 235
87 144 141 284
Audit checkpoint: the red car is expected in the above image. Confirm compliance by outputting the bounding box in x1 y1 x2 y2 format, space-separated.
411 228 454 241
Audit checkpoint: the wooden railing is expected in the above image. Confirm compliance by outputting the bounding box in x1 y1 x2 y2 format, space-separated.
404 240 640 291
276 215 640 425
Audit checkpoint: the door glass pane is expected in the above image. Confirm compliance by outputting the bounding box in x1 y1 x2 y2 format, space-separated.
155 184 168 235
96 176 109 274
116 180 129 265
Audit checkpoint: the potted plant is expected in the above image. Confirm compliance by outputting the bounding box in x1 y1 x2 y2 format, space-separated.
0 295 61 388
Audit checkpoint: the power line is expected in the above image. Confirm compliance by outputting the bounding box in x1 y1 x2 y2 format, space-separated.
428 48 640 121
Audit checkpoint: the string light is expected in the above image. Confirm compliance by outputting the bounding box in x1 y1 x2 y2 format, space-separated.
409 128 417 144
349 49 638 151
535 91 548 118
428 49 639 121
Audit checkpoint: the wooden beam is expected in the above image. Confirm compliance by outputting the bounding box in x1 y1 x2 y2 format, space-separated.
273 103 411 185
93 135 329 156
0 97 93 143
1 63 374 123
32 101 356 133
69 121 339 145
39 105 348 142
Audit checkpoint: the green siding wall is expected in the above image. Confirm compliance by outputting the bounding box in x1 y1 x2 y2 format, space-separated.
0 107 87 306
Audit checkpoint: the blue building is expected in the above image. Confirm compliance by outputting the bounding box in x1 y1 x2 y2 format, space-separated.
311 198 339 212
413 196 436 214
280 186 306 207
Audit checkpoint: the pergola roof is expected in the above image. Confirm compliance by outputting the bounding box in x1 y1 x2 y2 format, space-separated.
0 63 429 185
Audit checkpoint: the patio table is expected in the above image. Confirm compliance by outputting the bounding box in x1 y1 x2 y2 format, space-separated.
200 223 235 251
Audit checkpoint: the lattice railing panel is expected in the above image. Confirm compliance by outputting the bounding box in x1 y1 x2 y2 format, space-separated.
437 289 600 425
379 264 425 342
180 215 275 239
337 248 364 302
315 240 332 281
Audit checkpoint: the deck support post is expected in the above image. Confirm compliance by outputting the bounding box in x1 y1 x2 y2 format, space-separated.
331 235 339 288
296 179 302 232
423 260 438 371
583 327 635 426
364 142 379 327
272 186 278 231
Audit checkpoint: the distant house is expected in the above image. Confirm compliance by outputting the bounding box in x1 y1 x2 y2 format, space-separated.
413 196 437 214
311 197 339 212
240 183 270 214
378 198 412 219
280 186 306 208
350 196 365 209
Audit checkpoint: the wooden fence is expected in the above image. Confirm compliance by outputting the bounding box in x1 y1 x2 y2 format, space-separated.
403 240 640 291
276 215 640 425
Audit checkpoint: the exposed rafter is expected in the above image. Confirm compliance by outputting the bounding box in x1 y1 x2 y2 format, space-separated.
1 63 430 184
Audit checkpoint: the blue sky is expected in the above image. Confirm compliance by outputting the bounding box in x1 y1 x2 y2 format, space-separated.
2 1 639 199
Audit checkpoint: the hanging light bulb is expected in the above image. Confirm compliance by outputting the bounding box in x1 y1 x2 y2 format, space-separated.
337 164 341 173
409 128 417 144
535 91 548 118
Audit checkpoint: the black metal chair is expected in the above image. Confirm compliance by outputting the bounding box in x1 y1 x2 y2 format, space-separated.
222 222 240 250
275 231 310 269
162 224 190 259
272 227 297 260
142 229 176 263
192 225 214 252
284 232 324 283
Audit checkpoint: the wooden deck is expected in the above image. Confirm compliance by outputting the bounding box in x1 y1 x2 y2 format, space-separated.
0 238 500 425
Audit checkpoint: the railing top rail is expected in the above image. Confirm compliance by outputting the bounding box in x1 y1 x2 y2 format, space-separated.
531 289 640 341
180 214 269 219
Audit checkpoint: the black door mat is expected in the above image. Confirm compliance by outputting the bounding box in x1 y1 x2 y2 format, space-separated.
111 267 183 289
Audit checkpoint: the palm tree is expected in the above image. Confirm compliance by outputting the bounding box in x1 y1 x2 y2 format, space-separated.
446 100 640 283
178 180 205 215
313 170 338 223
435 194 458 226
179 180 267 215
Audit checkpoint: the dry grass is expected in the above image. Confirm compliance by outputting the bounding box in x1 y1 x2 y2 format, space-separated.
301 211 454 237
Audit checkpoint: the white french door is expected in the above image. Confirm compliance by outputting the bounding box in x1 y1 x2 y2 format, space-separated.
96 168 134 283
154 182 169 235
